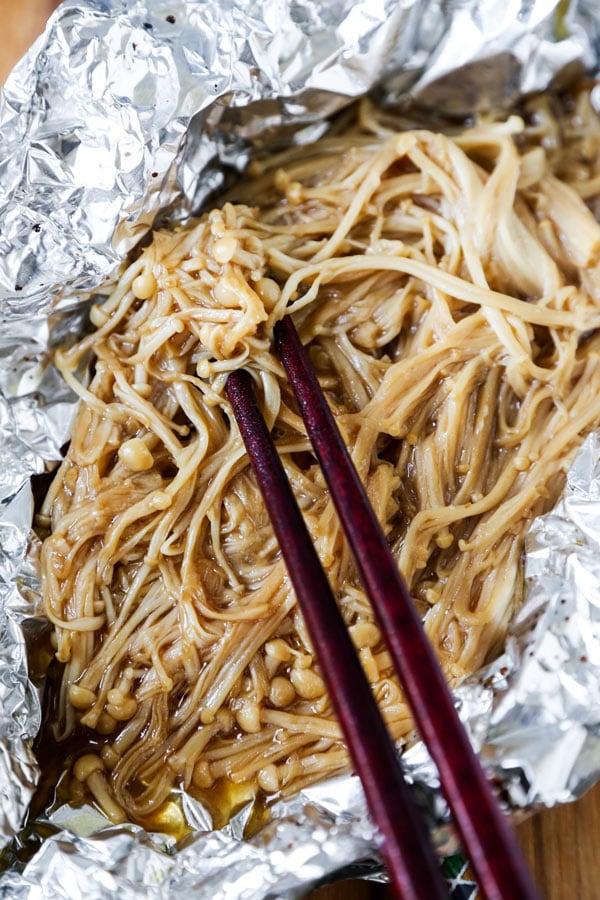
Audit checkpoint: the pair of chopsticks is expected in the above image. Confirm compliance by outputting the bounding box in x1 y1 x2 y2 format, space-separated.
225 316 540 900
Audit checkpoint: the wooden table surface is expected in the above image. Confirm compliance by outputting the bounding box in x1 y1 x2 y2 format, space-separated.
3 3 599 898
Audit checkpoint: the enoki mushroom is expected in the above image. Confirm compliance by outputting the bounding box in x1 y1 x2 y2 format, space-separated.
39 91 600 826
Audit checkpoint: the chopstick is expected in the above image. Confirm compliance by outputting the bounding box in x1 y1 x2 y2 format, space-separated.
226 368 448 900
273 315 540 900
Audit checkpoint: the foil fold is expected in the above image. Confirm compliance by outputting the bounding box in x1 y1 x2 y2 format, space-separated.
2 0 600 896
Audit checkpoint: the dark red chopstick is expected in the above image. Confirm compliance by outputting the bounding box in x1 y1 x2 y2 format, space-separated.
274 315 540 900
226 369 448 900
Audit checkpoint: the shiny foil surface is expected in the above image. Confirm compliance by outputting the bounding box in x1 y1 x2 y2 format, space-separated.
1 0 600 896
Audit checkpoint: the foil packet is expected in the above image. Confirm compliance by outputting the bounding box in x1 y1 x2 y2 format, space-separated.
1 0 600 896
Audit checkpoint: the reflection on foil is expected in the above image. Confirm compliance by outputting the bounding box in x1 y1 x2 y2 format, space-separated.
1 0 600 896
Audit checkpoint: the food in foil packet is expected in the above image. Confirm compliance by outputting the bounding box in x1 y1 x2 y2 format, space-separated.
3 1 600 898
34 94 600 833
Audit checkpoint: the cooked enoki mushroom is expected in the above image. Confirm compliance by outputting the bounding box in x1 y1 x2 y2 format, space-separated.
39 92 600 826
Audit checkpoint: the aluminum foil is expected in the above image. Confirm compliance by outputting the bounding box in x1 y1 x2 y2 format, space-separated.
2 0 600 896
